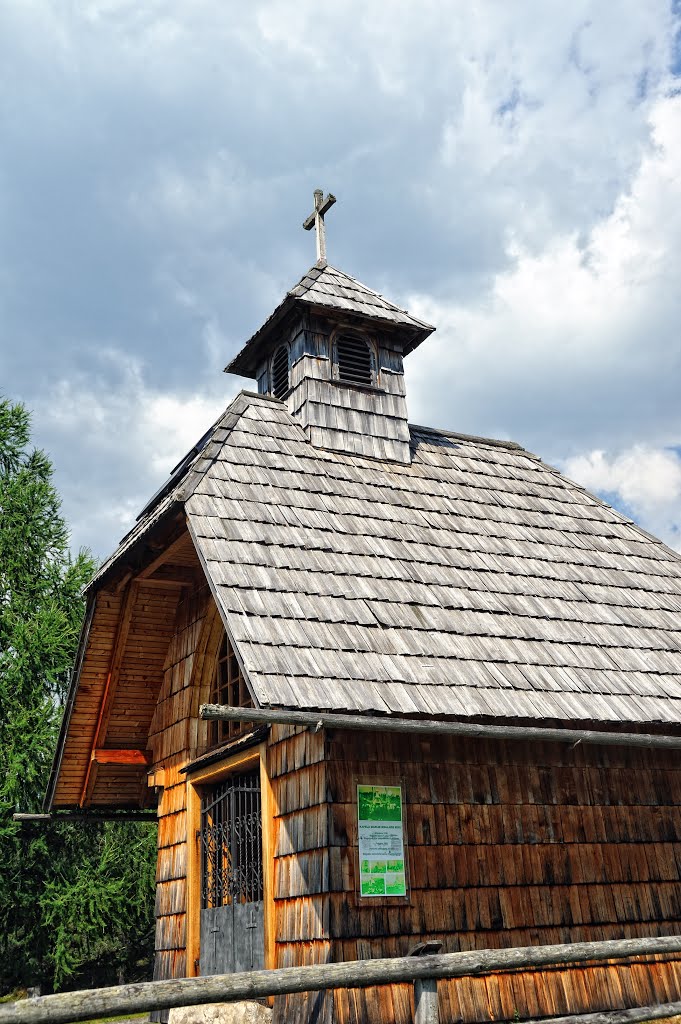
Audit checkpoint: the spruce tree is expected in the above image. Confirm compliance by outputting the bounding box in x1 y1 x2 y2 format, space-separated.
0 399 156 993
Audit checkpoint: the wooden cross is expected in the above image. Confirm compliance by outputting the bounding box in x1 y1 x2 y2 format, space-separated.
303 189 336 264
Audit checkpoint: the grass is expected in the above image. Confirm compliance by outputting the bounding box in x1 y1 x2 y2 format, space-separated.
68 1015 148 1024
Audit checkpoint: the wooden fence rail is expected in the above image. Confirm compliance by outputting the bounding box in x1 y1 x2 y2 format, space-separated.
3 935 681 1024
526 1004 681 1024
200 703 681 751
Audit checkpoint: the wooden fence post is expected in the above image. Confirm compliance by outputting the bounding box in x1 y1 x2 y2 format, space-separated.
414 978 438 1024
410 941 442 1024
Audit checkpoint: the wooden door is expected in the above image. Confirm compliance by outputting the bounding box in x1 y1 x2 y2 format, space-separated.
198 769 264 975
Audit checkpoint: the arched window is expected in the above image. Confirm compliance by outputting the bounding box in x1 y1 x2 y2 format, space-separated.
270 344 290 399
208 633 253 748
335 333 374 387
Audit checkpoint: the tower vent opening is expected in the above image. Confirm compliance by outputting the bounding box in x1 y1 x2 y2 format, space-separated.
336 334 373 387
271 344 290 399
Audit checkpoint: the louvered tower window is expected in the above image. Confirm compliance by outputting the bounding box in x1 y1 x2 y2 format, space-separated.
336 334 373 387
271 344 290 399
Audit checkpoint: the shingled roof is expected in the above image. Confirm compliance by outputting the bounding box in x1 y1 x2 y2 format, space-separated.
107 389 681 728
227 263 434 377
287 263 432 331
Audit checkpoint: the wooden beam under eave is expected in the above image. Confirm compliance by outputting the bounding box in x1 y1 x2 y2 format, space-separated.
82 760 98 805
92 749 152 767
80 580 139 807
137 530 193 580
136 577 187 589
147 563 201 585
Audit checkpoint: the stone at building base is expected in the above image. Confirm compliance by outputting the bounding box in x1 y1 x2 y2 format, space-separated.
169 1002 272 1024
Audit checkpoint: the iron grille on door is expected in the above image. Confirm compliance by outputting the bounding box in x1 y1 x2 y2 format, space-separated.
200 770 263 909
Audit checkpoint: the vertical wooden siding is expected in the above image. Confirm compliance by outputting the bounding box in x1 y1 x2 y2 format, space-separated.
326 730 681 1024
148 584 212 985
267 723 333 1024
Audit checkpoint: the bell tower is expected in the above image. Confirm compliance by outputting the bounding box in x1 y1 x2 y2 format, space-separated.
225 193 434 464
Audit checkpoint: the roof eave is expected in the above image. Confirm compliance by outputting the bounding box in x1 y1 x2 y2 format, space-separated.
225 295 435 379
225 295 298 379
84 497 185 596
298 298 435 353
44 595 97 811
401 321 435 356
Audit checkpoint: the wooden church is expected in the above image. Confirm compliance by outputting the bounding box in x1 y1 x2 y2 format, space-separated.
46 194 681 1023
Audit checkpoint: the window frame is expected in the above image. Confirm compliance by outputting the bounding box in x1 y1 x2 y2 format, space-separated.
330 328 378 389
207 632 254 749
269 343 291 400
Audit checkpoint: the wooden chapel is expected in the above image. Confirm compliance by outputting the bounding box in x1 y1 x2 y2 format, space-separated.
46 194 681 1024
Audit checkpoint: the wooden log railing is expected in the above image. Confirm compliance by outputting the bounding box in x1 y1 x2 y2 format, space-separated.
199 703 681 751
3 936 681 1024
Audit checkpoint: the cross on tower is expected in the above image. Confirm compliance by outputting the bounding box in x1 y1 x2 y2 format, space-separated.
303 189 336 265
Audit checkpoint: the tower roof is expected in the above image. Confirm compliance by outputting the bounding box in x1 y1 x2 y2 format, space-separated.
226 262 435 378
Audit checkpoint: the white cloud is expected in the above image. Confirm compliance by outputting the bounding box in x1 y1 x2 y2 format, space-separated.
31 349 235 556
3 0 681 557
563 445 681 548
128 150 250 235
407 91 681 456
140 391 227 476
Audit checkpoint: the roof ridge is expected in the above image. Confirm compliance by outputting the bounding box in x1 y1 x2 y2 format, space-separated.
547 464 681 565
626 522 681 563
286 263 325 294
409 422 524 452
237 389 285 405
178 390 285 502
84 391 282 592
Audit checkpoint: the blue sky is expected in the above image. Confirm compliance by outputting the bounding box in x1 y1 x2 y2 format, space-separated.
1 1 681 558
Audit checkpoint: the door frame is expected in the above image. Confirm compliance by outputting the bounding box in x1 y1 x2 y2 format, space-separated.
186 742 275 977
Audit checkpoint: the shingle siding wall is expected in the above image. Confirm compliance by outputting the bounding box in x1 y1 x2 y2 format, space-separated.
325 728 681 1024
253 313 412 462
149 585 211 989
267 723 333 1024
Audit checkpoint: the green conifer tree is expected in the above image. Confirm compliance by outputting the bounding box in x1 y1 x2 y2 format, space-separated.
0 399 156 993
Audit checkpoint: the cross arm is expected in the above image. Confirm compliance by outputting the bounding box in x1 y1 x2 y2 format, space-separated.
303 192 336 229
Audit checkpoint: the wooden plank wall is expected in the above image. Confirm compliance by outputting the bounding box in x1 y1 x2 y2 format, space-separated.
325 729 681 1024
148 583 212 986
52 588 124 805
92 582 183 806
267 723 333 1024
106 583 184 749
53 582 185 808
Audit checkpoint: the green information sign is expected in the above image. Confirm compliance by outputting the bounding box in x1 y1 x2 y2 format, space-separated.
357 784 407 897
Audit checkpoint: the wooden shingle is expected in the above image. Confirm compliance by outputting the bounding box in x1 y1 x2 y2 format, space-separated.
84 389 681 729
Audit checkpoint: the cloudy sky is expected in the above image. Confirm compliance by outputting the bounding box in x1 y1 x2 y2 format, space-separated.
2 1 681 559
